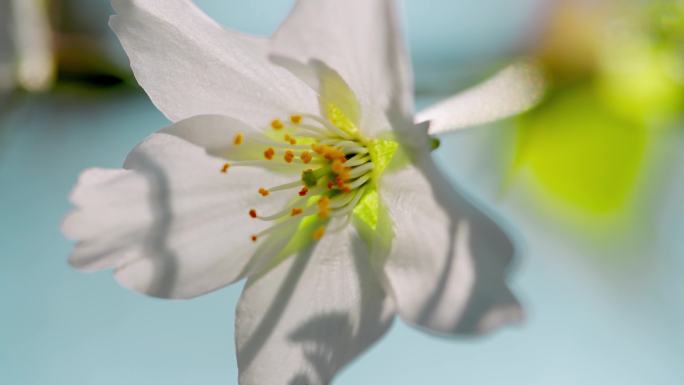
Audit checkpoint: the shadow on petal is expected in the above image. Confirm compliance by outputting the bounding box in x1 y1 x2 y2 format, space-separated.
415 156 522 335
115 150 179 298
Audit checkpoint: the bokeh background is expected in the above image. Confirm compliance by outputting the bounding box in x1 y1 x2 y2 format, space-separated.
1 0 683 384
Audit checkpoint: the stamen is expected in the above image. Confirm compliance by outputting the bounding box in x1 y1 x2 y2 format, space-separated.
269 180 304 192
349 163 374 178
249 209 257 218
290 114 302 124
233 133 244 146
284 150 295 163
220 163 231 173
291 208 303 216
264 147 275 160
318 196 330 219
301 113 353 140
298 187 309 196
251 235 258 242
331 187 366 217
271 119 284 130
345 155 370 167
313 226 326 240
258 188 270 197
347 174 371 190
300 151 312 164
331 158 349 174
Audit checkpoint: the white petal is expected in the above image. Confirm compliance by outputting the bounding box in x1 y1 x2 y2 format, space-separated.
379 156 523 335
236 226 394 385
109 0 317 125
63 132 297 299
417 61 545 135
271 0 413 131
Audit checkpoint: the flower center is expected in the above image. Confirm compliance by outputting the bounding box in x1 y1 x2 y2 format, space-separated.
221 113 393 245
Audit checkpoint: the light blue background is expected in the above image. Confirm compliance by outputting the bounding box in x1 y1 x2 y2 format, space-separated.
1 1 682 384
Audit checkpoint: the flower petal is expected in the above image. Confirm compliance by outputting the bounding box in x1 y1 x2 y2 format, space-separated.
236 226 394 385
417 61 545 135
109 0 317 125
379 156 523 335
62 132 298 299
271 0 413 131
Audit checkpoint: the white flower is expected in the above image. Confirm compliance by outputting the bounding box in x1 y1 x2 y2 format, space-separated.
63 1 541 384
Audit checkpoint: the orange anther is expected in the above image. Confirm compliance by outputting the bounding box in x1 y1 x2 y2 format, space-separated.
233 133 244 146
300 151 312 164
317 196 330 219
327 181 334 189
291 208 303 216
249 209 257 218
313 226 326 240
298 187 309 196
258 188 269 197
324 148 346 161
289 138 297 145
220 163 231 173
284 150 295 163
251 235 258 242
271 119 284 130
311 143 325 154
332 158 348 174
264 147 275 160
290 114 302 124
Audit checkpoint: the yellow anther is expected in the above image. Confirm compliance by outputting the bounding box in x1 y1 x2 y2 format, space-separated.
233 133 244 146
264 147 275 160
313 226 326 240
249 209 257 218
258 188 270 197
311 143 325 154
300 151 312 164
317 196 330 219
331 158 349 174
324 148 346 161
271 119 284 130
289 138 297 145
291 208 303 216
220 163 231 173
290 114 302 124
284 150 295 163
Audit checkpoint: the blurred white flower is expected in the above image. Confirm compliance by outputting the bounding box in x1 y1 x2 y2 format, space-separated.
63 1 539 383
0 0 55 93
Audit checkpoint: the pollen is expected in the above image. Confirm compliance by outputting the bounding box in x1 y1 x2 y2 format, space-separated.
318 196 330 219
264 147 275 160
233 133 244 146
249 209 257 218
300 151 312 164
311 143 324 154
220 163 231 173
331 158 348 174
284 150 295 163
258 188 270 197
298 187 309 196
271 119 284 130
251 235 258 242
290 114 302 124
291 208 303 216
313 226 326 240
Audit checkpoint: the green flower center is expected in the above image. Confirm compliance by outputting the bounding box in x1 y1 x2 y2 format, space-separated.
225 112 397 248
